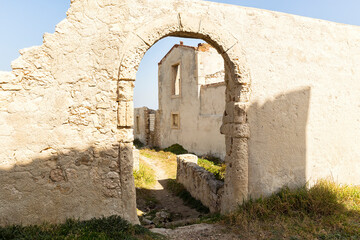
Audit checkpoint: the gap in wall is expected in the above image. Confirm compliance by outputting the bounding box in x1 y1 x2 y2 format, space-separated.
133 36 227 225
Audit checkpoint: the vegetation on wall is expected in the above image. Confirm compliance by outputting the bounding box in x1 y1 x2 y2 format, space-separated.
198 158 226 181
162 143 226 181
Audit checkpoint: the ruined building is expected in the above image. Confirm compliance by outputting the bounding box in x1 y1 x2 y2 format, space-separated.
0 0 359 226
134 42 226 159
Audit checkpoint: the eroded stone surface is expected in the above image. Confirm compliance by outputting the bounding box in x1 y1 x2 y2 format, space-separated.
0 0 359 227
177 154 224 213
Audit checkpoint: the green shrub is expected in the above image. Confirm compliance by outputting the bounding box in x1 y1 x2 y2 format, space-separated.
163 144 188 155
133 138 145 149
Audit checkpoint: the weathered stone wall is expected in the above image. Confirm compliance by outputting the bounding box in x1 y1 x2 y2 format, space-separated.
158 44 226 159
134 107 158 147
200 83 226 116
134 107 149 145
148 110 160 147
0 0 359 226
176 154 224 213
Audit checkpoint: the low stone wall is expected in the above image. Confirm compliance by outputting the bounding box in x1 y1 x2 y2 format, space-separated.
176 154 224 212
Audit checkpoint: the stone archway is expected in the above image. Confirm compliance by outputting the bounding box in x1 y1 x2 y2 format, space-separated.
0 1 254 226
116 13 252 214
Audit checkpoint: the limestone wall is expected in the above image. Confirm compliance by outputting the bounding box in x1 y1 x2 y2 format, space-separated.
241 11 360 198
158 44 226 159
0 0 359 226
134 107 148 144
176 154 224 213
200 83 225 116
134 107 158 147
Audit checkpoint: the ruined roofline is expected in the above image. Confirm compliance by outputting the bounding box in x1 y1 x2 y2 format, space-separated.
158 43 214 65
201 81 226 89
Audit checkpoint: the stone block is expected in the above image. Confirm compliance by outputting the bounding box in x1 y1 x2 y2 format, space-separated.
0 71 16 83
1 84 22 91
177 154 198 164
233 103 248 123
178 13 202 33
117 81 134 101
220 123 250 138
177 153 224 212
117 101 133 127
115 128 134 143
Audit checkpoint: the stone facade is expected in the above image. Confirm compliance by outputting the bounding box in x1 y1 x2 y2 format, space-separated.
134 107 159 147
158 43 226 159
135 43 226 159
177 154 224 212
0 0 359 226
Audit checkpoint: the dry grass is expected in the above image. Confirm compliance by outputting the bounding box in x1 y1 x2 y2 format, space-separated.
140 148 177 179
133 160 156 189
224 180 360 239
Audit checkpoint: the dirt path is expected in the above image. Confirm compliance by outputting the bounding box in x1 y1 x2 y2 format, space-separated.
138 153 240 239
151 223 241 240
139 154 200 221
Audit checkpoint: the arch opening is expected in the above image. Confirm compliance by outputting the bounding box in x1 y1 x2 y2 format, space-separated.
118 20 251 219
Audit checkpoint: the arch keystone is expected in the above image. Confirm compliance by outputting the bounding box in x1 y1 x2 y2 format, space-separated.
177 13 202 33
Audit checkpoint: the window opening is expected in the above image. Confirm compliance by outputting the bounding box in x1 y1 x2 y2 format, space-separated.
172 64 181 96
171 113 180 129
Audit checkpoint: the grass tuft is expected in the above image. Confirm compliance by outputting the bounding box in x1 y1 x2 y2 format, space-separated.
0 215 164 240
133 162 156 189
224 180 360 239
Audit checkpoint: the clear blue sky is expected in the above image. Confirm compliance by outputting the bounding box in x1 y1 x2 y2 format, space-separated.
1 1 359 109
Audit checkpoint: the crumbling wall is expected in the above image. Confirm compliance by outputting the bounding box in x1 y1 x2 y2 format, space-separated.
0 1 139 226
176 154 224 212
158 44 226 159
134 107 158 147
134 107 148 144
0 0 359 226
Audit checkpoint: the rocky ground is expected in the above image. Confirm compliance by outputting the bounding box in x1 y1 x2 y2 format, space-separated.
137 153 241 239
136 154 200 226
151 223 240 240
